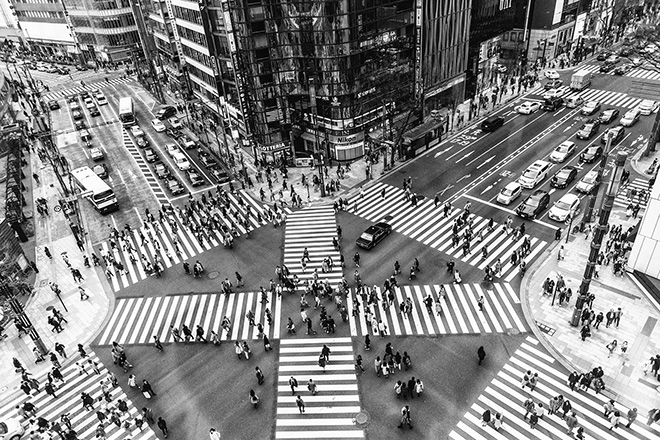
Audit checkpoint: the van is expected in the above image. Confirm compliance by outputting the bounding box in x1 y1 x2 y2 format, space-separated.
566 96 584 108
172 152 191 171
639 99 658 115
480 116 504 132
156 105 177 120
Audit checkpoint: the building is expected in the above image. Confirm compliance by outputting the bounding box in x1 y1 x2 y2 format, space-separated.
0 0 19 29
627 177 660 279
143 0 182 90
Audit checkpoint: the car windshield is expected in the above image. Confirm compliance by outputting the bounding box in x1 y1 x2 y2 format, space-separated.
583 124 594 130
522 169 539 179
526 199 540 207
587 146 599 153
555 201 573 210
557 170 571 178
359 232 373 241
501 189 513 196
583 175 597 184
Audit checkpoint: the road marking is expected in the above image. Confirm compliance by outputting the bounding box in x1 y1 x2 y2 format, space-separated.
463 194 557 230
439 184 454 196
476 155 495 169
434 146 452 158
454 150 474 163
457 174 471 183
481 184 494 195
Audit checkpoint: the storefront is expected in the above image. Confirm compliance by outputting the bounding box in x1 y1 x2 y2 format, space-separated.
255 141 293 166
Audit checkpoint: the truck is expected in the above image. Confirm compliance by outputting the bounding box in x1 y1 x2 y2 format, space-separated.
570 69 592 91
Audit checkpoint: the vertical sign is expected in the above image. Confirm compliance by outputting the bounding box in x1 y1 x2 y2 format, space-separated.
415 0 423 99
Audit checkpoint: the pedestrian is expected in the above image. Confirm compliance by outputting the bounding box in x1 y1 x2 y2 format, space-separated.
249 389 260 408
142 379 156 397
609 410 621 430
565 411 578 434
318 354 326 372
398 405 412 429
289 376 298 394
614 307 623 327
626 407 637 428
296 395 305 414
55 342 67 358
153 336 163 351
321 344 331 363
477 346 486 365
263 334 272 351
255 367 264 385
209 428 222 440
307 379 317 395
44 247 52 259
477 296 484 311
157 417 168 437
606 340 618 357
523 398 535 419
77 344 87 358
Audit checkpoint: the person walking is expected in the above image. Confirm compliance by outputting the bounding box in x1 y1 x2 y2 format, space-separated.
398 405 413 429
141 379 156 398
55 342 67 358
255 367 264 385
321 344 331 363
307 379 318 395
153 336 163 352
565 412 578 435
209 428 222 440
477 346 486 365
626 408 637 428
249 389 260 408
296 395 305 414
157 417 168 437
289 376 299 395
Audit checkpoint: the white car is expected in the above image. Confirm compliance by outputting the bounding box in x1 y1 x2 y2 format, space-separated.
639 99 659 115
84 97 95 109
130 125 144 137
548 193 581 222
549 141 576 163
95 92 108 105
543 88 565 100
576 170 599 194
517 101 541 115
544 69 560 79
168 117 182 129
518 160 552 189
165 143 179 156
151 118 166 132
497 181 523 205
0 418 24 440
620 108 641 127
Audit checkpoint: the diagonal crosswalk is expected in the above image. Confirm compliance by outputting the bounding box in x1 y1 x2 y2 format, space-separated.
284 206 344 287
347 183 548 282
43 77 135 100
97 291 282 346
545 84 643 109
347 283 528 337
96 189 289 292
449 336 654 439
578 63 660 82
0 352 158 440
614 177 650 213
276 338 364 439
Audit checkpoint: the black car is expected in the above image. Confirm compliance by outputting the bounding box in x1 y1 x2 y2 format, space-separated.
600 125 625 144
481 116 504 132
92 163 108 179
613 64 633 75
89 106 100 117
544 79 563 90
580 145 603 163
135 135 148 148
596 51 611 61
356 222 393 250
154 163 171 179
79 90 90 99
516 190 550 219
599 108 619 124
542 97 564 111
74 120 85 130
144 147 158 163
186 170 205 187
211 169 231 184
199 154 218 169
576 119 600 140
75 65 88 71
48 100 60 110
551 166 578 189
600 63 616 73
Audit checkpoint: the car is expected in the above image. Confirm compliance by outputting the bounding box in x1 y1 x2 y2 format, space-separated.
165 143 179 156
566 96 584 108
619 47 633 56
518 160 552 189
613 64 633 75
95 93 108 105
74 120 86 130
89 105 100 117
187 169 205 187
67 95 78 104
517 101 541 114
605 55 620 64
79 90 90 99
84 97 95 109
211 169 231 184
581 101 601 116
172 152 191 170
639 99 659 115
620 108 641 127
356 222 393 250
596 51 611 61
72 109 83 120
79 129 91 141
70 101 81 111
92 163 108 179
600 62 616 73
180 135 196 149
551 166 578 189
516 190 550 219
90 147 104 161
601 125 625 144
135 135 148 148
542 97 564 111
576 170 600 194
497 181 523 205
144 147 158 163
130 125 144 137
168 117 183 129
154 162 171 179
576 119 600 140
48 100 60 110
630 56 642 67
166 178 185 195
544 79 563 90
544 69 560 79
56 66 70 75
480 116 504 132
199 154 218 169
151 118 166 132
549 141 576 163
75 64 88 71
0 418 24 440
599 108 619 124
580 145 603 163
548 193 581 222
543 88 564 100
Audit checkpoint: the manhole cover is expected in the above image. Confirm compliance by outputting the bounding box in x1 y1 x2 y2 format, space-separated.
46 305 54 311
355 411 369 425
0 386 7 394
208 271 220 280
433 258 445 268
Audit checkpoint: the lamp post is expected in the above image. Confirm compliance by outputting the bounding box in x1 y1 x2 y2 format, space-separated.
584 131 614 223
1 283 49 354
565 213 574 244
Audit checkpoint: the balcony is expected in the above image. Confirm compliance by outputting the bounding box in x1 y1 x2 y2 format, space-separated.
66 7 133 17
73 25 138 35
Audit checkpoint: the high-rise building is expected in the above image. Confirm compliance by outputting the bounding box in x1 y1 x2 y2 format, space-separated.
143 0 182 88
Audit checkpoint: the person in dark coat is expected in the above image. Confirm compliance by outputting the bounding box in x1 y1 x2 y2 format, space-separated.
478 346 486 365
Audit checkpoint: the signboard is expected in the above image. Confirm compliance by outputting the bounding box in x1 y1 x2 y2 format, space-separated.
552 0 564 26
414 0 423 99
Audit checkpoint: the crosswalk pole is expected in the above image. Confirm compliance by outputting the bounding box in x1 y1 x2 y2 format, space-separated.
583 131 613 223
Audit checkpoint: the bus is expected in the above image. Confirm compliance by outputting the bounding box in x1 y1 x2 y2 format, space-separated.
118 97 135 126
71 166 119 214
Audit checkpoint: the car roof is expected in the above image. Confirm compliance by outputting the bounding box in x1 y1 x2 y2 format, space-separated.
530 159 550 168
557 193 579 203
529 190 548 199
557 141 574 148
375 222 391 228
504 181 521 190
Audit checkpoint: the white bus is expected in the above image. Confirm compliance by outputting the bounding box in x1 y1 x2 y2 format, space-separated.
118 97 135 126
71 166 119 214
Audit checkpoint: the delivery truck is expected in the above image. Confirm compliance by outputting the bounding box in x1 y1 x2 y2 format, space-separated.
570 70 592 91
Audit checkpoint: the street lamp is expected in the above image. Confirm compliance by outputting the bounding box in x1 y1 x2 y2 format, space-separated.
584 130 614 223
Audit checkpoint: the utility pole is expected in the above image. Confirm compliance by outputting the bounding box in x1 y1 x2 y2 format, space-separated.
1 284 48 354
584 131 614 223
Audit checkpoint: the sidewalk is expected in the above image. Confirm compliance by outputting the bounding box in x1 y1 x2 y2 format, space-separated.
0 111 112 398
522 173 660 413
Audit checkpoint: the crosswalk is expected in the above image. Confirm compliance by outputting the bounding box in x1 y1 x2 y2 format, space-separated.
347 283 527 337
347 183 548 282
122 128 169 205
275 338 364 439
449 336 654 439
579 63 660 81
96 189 286 292
97 291 282 346
541 84 643 109
43 76 135 100
284 206 344 287
0 352 158 440
614 177 650 213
